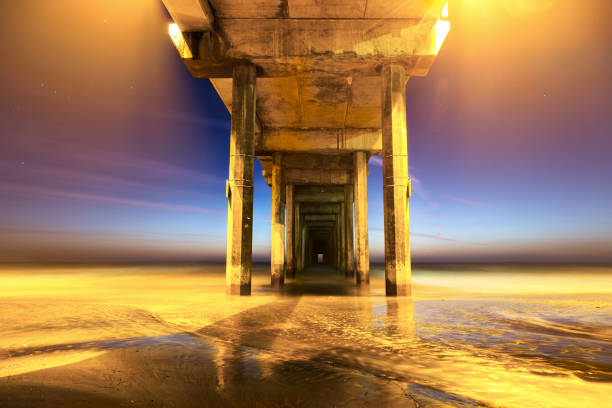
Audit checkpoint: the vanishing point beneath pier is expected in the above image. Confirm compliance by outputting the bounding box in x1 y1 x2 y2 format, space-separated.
163 0 450 296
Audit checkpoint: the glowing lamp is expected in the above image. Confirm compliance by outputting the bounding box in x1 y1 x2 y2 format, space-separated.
168 23 193 59
434 3 450 55
441 2 449 18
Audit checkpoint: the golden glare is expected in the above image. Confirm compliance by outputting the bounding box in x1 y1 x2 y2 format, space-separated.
432 3 450 55
168 23 192 59
502 0 556 17
442 2 449 18
434 19 451 54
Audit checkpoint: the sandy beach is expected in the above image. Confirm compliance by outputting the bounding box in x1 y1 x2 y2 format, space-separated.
0 263 610 407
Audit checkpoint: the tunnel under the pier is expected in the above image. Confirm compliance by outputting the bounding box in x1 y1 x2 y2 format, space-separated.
258 158 360 284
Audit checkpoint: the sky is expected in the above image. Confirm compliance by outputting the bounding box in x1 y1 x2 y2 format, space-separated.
0 0 611 263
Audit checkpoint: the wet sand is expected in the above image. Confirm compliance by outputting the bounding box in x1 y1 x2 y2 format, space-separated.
0 263 611 407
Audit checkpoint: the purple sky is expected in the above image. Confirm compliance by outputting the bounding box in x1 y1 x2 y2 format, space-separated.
1 0 611 263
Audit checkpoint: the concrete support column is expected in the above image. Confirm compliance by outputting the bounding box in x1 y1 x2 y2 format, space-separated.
353 151 370 284
344 184 355 278
301 222 306 271
285 185 295 278
381 64 411 296
302 225 308 269
340 206 346 274
336 212 342 272
226 63 256 295
295 202 302 273
271 152 285 288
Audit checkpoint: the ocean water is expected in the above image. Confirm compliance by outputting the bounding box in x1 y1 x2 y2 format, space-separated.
0 263 610 407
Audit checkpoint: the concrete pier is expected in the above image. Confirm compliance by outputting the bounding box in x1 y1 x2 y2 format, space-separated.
162 0 450 296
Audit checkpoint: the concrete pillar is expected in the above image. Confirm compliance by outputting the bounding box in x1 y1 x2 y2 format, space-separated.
271 152 285 288
226 63 256 295
381 64 411 296
340 205 346 274
344 184 355 278
353 151 370 284
285 185 295 278
336 211 343 272
301 221 306 271
302 225 308 269
295 202 302 273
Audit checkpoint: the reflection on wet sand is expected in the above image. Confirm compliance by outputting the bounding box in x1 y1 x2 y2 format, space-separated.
0 263 611 407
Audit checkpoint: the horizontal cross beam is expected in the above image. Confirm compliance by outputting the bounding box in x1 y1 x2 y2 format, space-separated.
256 128 381 154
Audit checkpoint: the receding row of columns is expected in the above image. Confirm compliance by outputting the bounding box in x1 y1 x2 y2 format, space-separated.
225 62 411 296
286 193 355 276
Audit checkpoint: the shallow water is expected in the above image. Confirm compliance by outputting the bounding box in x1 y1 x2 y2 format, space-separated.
0 263 610 407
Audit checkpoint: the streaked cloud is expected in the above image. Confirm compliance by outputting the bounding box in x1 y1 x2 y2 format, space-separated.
1 182 224 215
370 227 456 242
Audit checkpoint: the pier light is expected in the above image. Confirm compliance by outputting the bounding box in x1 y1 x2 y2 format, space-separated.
434 2 450 54
168 23 192 59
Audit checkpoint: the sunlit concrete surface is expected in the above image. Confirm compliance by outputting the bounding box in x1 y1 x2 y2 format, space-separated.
0 263 611 407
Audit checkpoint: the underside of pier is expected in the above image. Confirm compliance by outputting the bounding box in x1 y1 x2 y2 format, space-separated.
162 0 450 296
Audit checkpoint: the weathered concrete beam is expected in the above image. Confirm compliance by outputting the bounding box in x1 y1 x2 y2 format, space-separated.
181 17 443 77
261 155 355 187
300 203 341 214
282 153 354 170
304 214 337 222
294 191 345 203
162 0 215 32
293 185 345 203
286 168 352 185
305 225 336 231
256 128 381 154
294 185 345 194
306 223 336 228
186 55 437 78
217 18 437 57
259 156 355 187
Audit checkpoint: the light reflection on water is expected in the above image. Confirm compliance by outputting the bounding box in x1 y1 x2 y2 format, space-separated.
0 263 610 407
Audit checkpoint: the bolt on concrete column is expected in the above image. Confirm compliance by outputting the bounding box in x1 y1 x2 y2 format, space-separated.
271 152 285 288
285 184 295 278
381 64 411 296
226 63 256 296
353 151 370 285
344 184 355 278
